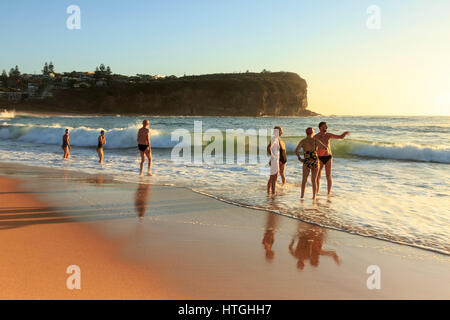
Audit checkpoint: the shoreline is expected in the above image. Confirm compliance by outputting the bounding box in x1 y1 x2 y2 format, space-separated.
0 162 449 299
2 160 448 257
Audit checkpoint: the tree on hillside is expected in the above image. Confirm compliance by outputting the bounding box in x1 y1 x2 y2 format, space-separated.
99 64 106 73
42 62 49 75
49 61 55 73
1 70 8 87
106 66 111 75
9 65 20 79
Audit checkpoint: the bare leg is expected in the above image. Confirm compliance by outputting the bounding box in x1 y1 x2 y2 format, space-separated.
301 165 310 199
145 149 152 175
317 161 324 193
279 162 286 185
311 166 318 199
63 147 70 159
267 176 272 194
139 151 145 176
97 149 104 163
267 174 276 194
271 172 278 194
325 158 333 195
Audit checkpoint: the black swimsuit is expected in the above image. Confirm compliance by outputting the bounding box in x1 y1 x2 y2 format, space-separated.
279 141 287 164
138 144 149 152
62 135 69 149
319 155 332 165
97 138 104 149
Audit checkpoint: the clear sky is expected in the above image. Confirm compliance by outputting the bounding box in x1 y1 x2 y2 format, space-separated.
1 0 449 115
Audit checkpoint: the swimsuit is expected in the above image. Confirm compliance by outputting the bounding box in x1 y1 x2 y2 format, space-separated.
97 139 104 149
279 141 287 164
319 155 332 165
62 136 69 149
304 151 318 169
138 144 149 152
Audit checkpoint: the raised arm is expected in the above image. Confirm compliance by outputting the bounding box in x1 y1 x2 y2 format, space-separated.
328 131 350 139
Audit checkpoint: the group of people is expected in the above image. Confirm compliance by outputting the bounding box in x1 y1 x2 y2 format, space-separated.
267 121 350 199
62 119 349 197
61 119 153 176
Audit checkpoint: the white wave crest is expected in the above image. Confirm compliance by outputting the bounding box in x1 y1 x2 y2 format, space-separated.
349 143 450 164
0 123 173 149
0 110 15 119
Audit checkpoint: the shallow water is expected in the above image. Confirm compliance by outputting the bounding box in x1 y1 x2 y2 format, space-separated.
0 112 449 254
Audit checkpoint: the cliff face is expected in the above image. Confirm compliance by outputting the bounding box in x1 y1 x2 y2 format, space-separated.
11 72 317 116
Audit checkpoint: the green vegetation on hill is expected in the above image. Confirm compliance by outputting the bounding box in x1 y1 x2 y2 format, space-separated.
7 72 317 116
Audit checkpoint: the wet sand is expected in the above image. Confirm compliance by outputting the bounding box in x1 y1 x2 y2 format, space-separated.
0 162 449 299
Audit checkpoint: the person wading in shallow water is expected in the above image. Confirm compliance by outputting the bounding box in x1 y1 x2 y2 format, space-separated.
267 126 287 186
267 126 281 195
314 122 350 195
96 130 106 164
62 129 71 159
295 127 327 200
137 120 152 176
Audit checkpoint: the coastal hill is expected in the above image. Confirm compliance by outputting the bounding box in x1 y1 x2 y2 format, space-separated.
3 71 317 116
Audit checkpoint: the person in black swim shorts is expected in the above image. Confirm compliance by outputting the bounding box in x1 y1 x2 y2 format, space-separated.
314 122 350 195
137 120 152 176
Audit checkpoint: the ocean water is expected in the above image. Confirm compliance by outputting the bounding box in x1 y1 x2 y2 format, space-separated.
0 110 449 255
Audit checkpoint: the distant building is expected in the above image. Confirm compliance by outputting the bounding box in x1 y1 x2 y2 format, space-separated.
27 84 38 97
2 91 23 101
73 82 91 89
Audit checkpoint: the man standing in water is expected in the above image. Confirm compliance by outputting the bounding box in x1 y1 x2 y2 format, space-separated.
96 130 106 164
315 122 350 195
137 120 152 176
62 129 71 159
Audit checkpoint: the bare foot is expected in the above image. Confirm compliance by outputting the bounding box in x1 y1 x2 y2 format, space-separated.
147 172 153 176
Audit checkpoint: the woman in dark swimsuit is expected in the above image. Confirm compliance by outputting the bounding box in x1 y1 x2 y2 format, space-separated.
295 127 323 200
278 128 287 185
96 130 106 164
62 129 71 159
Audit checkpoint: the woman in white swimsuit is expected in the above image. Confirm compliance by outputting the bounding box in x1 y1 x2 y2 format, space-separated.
267 126 281 195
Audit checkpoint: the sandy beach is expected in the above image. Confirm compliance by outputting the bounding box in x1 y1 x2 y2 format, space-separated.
0 162 449 300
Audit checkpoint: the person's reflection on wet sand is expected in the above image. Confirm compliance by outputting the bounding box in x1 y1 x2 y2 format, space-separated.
289 222 341 270
134 183 151 219
262 212 279 262
95 174 104 185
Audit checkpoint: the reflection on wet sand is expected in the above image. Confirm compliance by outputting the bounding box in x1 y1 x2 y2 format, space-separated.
262 212 279 261
135 183 151 218
289 222 341 270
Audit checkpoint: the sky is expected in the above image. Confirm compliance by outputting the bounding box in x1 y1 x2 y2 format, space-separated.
1 0 449 116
